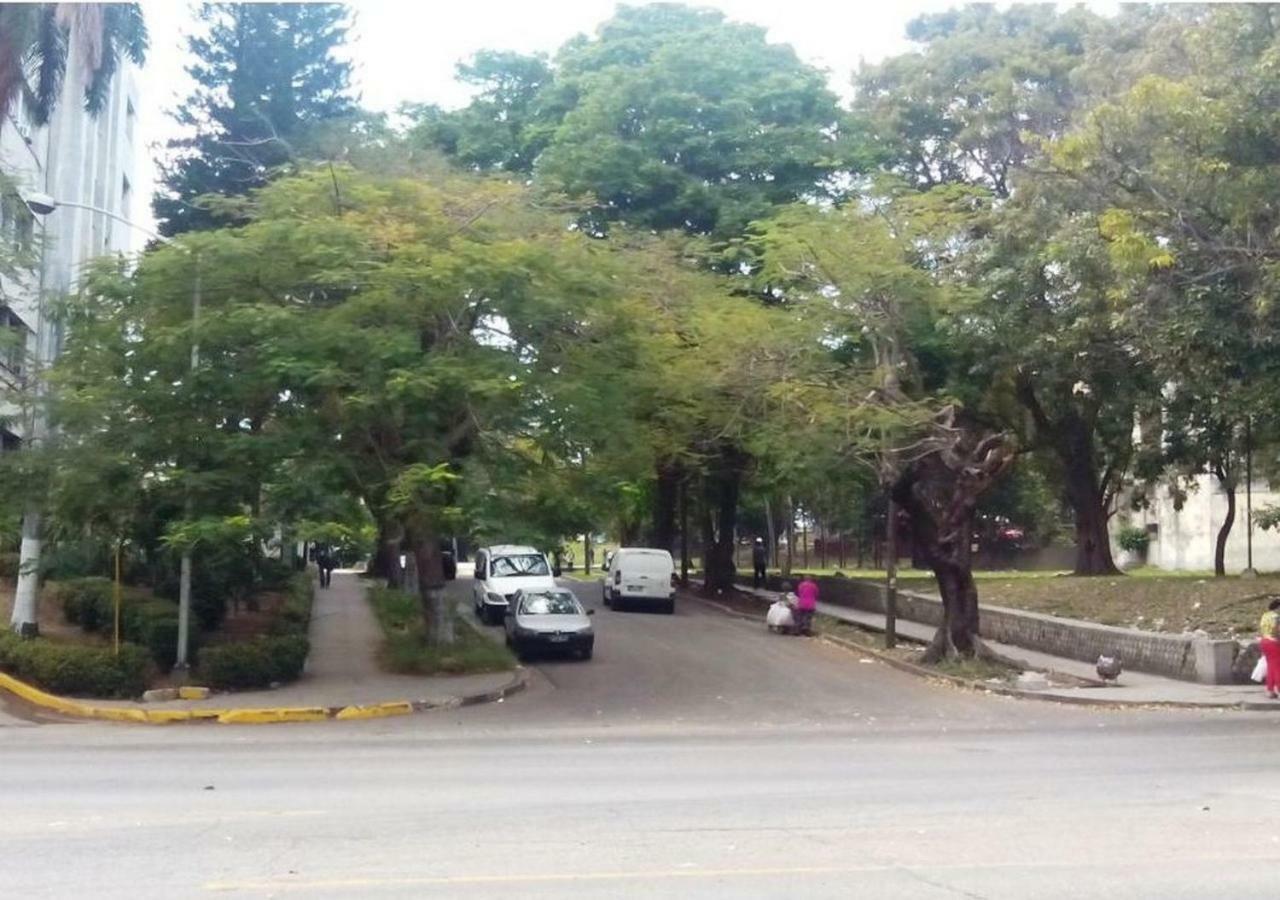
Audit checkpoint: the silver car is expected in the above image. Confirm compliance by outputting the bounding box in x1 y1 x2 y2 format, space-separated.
504 588 595 661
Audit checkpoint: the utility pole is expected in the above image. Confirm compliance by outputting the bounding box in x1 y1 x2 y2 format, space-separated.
175 256 201 670
885 495 898 648
1244 415 1257 578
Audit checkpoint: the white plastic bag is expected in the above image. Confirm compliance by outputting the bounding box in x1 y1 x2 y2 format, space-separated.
767 600 794 631
1252 655 1268 684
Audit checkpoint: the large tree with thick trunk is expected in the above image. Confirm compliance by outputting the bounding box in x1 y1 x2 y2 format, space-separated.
892 409 1017 660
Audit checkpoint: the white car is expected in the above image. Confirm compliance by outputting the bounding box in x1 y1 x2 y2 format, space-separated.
472 545 558 625
603 548 676 614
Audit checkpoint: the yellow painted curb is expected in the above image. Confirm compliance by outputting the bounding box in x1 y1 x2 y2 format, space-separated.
334 701 414 720
216 707 329 725
177 686 211 700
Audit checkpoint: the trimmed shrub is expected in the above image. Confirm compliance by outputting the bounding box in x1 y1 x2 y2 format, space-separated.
121 599 198 672
197 574 313 691
0 632 150 698
55 578 116 632
198 634 309 691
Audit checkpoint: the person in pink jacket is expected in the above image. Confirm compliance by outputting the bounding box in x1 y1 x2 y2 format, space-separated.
793 575 818 636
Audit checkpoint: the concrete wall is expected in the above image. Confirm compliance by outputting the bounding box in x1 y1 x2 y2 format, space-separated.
1115 474 1280 573
749 574 1235 684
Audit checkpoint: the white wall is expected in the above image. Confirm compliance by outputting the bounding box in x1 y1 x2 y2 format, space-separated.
1 32 140 442
1115 473 1280 573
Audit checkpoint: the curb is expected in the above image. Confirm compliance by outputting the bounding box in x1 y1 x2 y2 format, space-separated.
688 595 1276 713
0 667 529 726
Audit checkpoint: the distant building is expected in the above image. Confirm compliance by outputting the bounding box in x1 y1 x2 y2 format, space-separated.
1114 473 1280 573
1 42 141 447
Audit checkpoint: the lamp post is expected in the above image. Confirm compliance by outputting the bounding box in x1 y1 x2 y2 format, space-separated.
14 194 198 669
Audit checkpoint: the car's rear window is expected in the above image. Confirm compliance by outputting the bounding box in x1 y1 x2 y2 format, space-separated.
519 592 581 615
491 554 550 577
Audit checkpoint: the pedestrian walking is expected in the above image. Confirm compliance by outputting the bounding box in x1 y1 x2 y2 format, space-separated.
1259 599 1280 699
752 537 769 588
793 573 819 636
317 545 335 588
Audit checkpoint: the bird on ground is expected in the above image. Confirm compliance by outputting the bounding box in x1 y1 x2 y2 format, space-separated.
1096 654 1123 682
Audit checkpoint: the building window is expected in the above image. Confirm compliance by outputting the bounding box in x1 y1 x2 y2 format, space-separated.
125 98 136 140
0 305 32 378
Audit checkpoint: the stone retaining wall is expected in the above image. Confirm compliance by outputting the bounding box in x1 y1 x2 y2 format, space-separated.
746 574 1236 684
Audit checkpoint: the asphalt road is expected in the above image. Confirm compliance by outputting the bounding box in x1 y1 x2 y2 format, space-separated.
4 575 1280 898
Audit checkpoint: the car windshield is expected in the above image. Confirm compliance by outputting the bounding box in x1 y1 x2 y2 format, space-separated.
519 591 582 616
490 554 550 577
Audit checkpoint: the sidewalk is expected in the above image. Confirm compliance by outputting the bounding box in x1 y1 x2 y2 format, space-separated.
724 582 1278 710
89 572 518 715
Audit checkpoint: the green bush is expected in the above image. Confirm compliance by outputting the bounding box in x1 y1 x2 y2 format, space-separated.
0 551 19 579
55 577 116 632
197 574 313 691
121 599 198 672
1117 525 1151 554
0 632 150 698
198 634 309 691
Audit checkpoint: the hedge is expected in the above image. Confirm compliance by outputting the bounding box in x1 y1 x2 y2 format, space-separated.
0 631 150 698
198 574 313 691
56 578 197 671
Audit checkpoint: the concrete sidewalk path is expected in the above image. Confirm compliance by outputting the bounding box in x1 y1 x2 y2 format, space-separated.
91 572 517 713
725 582 1279 709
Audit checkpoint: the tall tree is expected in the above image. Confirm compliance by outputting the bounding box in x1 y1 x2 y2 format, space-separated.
154 3 356 236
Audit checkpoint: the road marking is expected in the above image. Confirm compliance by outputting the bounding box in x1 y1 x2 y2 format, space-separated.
204 853 1275 893
205 864 880 892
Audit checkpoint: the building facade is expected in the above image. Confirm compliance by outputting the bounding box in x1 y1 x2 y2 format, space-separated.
1 42 141 446
1114 473 1280 573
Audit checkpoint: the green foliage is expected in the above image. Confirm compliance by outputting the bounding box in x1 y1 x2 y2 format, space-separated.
198 634 308 691
0 4 148 125
0 550 17 579
1116 525 1151 555
155 2 356 235
368 587 514 675
197 573 313 689
0 632 150 698
416 4 854 237
55 577 116 632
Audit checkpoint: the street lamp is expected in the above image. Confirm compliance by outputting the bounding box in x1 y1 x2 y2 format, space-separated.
12 194 198 670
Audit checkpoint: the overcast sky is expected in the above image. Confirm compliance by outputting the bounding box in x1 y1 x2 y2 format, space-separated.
130 0 1108 234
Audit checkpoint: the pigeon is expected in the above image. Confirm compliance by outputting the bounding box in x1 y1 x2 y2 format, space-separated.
1096 654 1123 682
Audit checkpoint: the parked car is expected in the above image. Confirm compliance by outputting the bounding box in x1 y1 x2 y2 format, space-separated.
504 587 594 660
603 548 676 614
472 545 558 625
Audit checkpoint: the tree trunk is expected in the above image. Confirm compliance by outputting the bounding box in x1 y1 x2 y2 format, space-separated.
406 525 453 646
1064 456 1120 576
679 478 690 587
649 461 679 551
783 495 794 578
700 448 744 594
1214 468 1236 578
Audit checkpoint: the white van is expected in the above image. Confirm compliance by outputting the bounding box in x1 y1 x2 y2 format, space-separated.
603 548 676 614
473 545 558 625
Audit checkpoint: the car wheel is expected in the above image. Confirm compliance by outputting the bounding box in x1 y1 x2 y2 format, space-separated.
663 599 675 615
579 645 593 661
602 586 610 607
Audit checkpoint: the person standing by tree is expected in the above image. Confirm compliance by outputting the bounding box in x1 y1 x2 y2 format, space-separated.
752 537 769 588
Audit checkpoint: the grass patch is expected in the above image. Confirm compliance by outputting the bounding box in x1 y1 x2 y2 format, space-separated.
899 572 1280 637
369 587 515 676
